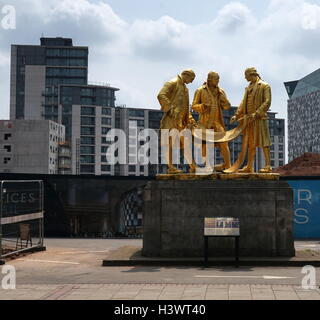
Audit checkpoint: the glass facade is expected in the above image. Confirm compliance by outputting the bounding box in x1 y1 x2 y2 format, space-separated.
129 109 144 117
286 68 320 160
59 86 116 107
285 68 320 99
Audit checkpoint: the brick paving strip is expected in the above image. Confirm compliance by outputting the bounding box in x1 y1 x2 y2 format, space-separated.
39 284 80 300
1 284 320 300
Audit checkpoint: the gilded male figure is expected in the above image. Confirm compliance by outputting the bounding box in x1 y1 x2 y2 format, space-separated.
158 69 197 174
230 67 272 173
192 71 231 171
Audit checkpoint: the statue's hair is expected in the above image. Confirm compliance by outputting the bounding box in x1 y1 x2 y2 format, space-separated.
207 71 219 79
181 69 195 78
245 67 261 79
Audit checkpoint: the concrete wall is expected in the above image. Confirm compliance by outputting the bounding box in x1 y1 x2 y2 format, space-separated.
0 120 64 174
71 105 81 175
24 65 46 120
0 173 152 237
9 45 17 120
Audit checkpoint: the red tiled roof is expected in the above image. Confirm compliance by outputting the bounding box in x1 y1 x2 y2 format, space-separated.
274 153 320 176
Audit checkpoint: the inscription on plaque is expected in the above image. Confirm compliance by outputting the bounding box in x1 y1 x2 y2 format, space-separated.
204 217 240 236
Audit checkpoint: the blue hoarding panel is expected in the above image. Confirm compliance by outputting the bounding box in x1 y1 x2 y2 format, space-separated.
286 180 320 239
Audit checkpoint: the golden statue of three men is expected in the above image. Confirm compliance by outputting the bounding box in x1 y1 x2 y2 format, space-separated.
157 67 272 174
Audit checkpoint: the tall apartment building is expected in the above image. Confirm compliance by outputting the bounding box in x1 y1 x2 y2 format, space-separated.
10 37 88 122
59 84 118 175
114 107 166 176
285 68 320 161
0 120 68 174
10 37 118 175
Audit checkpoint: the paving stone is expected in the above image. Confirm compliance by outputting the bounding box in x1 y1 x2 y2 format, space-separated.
273 290 300 300
294 290 320 300
205 288 229 300
251 288 275 300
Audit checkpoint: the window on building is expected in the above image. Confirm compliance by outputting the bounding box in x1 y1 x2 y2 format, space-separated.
101 137 111 144
129 109 144 117
102 108 111 115
137 120 145 127
279 153 283 159
81 88 94 96
80 155 95 164
270 152 274 159
279 161 284 166
102 127 110 135
61 96 72 104
81 117 95 126
101 155 107 163
4 145 11 152
101 165 111 172
4 134 11 140
80 165 95 173
271 160 275 167
101 117 111 125
81 97 93 105
81 127 95 135
3 157 11 164
81 137 95 145
101 146 108 153
279 145 284 151
278 136 284 143
63 105 72 114
81 107 95 116
80 146 95 154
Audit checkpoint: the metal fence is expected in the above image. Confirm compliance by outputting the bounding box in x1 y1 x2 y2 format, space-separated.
0 180 44 259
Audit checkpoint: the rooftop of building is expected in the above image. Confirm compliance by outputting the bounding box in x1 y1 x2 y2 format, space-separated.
60 83 119 91
12 37 88 49
284 68 320 99
40 37 73 47
274 152 320 176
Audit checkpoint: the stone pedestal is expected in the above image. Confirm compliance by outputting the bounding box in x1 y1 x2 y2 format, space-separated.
142 179 295 257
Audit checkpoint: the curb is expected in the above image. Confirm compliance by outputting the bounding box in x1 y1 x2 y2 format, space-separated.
102 259 320 267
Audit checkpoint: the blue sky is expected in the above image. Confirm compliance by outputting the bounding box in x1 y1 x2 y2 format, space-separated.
0 0 320 127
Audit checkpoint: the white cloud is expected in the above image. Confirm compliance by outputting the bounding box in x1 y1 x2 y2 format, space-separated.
0 50 9 66
212 1 256 33
1 0 320 123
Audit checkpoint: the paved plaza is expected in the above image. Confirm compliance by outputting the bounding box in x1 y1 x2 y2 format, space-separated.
0 239 319 300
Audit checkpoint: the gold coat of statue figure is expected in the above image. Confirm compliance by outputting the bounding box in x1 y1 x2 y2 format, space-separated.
157 70 197 174
227 67 272 173
192 71 231 170
158 72 195 131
